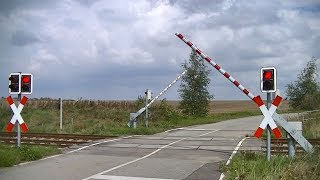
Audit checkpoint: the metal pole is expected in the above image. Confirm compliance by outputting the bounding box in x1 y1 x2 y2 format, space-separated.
59 98 63 130
287 132 295 157
287 122 302 158
145 92 149 127
17 93 21 148
266 92 272 161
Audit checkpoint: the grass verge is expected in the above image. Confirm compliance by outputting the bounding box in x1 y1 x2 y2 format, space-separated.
0 144 61 167
221 109 320 180
220 151 320 180
302 111 320 139
113 111 261 136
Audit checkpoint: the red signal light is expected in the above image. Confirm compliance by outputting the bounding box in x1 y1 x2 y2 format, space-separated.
261 67 276 92
264 71 272 80
20 73 33 94
22 76 30 83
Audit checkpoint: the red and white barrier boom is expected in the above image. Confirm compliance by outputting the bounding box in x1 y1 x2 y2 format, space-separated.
175 32 281 138
175 33 314 152
6 96 29 132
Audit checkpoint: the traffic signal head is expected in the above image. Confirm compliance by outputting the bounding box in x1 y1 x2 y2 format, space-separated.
21 73 33 94
261 67 276 93
9 73 21 94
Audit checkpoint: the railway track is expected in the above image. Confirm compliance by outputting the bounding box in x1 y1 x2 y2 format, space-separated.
0 132 117 147
262 138 320 153
1 132 319 153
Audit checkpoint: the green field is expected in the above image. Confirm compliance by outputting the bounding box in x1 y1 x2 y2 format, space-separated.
0 98 266 135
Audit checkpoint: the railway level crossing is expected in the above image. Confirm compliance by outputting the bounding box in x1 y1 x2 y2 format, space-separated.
6 72 33 147
175 32 313 153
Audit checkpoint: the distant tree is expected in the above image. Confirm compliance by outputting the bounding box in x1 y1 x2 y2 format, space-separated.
179 50 213 116
286 57 320 110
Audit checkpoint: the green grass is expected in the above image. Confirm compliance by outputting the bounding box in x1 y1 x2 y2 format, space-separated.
220 151 320 180
0 144 61 167
0 99 261 136
221 109 320 180
53 110 260 136
302 111 320 139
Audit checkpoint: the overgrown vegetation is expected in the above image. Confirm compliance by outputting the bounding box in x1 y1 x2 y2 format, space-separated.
179 50 213 116
286 57 320 110
0 97 260 136
0 144 61 167
301 111 320 139
221 151 320 180
222 116 320 180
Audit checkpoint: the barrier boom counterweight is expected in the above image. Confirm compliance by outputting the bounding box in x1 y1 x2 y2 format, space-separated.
128 70 187 127
175 32 282 138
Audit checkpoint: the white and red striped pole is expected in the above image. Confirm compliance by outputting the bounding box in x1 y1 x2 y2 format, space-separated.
6 96 28 132
175 32 281 138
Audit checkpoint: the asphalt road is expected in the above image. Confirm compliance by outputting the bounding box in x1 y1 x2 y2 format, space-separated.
0 115 270 180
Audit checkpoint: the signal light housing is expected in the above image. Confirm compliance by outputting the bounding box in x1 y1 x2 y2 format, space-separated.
21 73 33 94
261 67 276 93
9 73 21 94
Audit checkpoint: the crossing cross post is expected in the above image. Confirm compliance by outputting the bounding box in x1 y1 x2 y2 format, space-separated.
17 93 21 148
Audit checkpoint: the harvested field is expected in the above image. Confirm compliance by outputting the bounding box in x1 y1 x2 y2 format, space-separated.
156 100 290 114
0 98 290 114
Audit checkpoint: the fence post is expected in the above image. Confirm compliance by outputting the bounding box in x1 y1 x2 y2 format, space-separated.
59 98 63 130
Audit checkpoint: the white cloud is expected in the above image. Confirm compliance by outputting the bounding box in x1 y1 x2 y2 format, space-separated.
221 0 236 11
133 0 184 37
109 47 154 64
0 0 319 100
29 49 61 74
168 57 177 65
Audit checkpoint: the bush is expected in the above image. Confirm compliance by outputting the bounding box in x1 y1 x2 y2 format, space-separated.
286 57 320 110
150 99 182 121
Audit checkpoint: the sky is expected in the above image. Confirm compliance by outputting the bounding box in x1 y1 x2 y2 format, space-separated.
0 0 319 100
